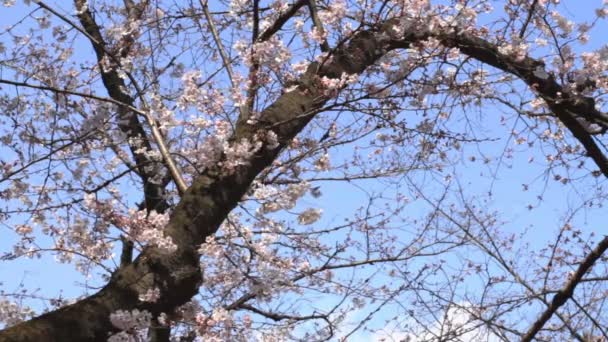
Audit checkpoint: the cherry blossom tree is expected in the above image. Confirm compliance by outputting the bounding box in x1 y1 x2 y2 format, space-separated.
0 0 608 341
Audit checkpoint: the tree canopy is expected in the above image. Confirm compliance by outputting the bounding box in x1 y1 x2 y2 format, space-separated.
0 0 608 341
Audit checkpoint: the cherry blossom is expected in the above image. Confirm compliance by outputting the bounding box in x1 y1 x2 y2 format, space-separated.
1 1 608 341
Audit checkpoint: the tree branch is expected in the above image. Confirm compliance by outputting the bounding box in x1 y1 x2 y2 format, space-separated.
307 0 330 52
521 236 608 342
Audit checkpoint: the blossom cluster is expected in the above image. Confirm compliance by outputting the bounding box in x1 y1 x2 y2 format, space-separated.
317 73 359 97
84 194 177 253
253 182 310 213
233 37 291 70
0 298 35 327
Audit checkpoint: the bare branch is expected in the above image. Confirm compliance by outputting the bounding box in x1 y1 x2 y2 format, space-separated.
521 236 608 342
